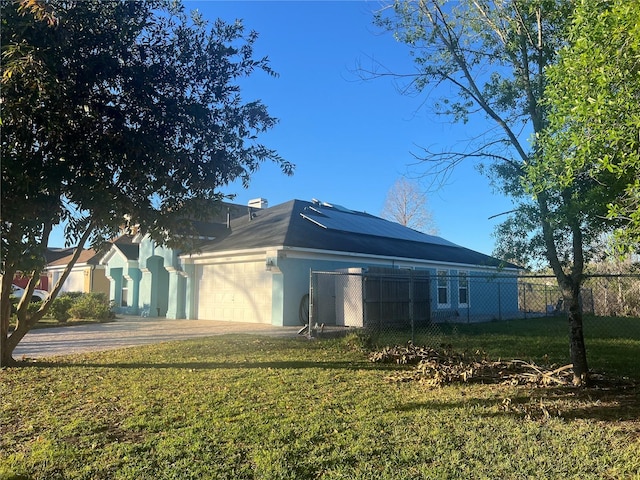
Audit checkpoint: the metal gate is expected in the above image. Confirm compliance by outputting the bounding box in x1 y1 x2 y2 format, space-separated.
308 268 431 338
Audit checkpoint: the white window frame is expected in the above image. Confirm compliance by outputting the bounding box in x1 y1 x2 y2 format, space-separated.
458 271 470 308
121 278 128 307
437 269 450 308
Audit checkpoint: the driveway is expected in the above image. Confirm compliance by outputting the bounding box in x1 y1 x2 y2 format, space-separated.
13 316 303 359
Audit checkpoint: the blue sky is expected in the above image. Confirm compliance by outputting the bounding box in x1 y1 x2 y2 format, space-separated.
50 0 517 256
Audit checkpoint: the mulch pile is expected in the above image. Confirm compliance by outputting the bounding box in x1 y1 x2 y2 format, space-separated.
370 343 580 387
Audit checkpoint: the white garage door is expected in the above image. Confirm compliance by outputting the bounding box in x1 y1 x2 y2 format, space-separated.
51 269 85 293
197 262 272 324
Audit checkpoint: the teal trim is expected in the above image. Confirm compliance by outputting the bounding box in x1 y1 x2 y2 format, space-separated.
270 270 284 326
166 271 186 319
146 255 169 317
184 264 196 319
109 267 123 308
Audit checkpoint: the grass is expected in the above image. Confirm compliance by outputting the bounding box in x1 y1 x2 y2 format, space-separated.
378 315 640 379
1 333 640 480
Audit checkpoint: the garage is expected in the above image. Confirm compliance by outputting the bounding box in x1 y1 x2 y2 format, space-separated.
196 261 273 324
51 269 85 293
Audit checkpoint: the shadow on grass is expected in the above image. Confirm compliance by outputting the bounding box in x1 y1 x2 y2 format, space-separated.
390 385 640 423
11 362 640 424
16 358 405 372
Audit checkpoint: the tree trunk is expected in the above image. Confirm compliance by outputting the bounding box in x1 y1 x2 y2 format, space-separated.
1 270 18 367
565 284 589 386
537 192 589 386
1 223 94 366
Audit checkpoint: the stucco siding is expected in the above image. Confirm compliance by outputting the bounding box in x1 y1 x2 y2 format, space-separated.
90 268 110 296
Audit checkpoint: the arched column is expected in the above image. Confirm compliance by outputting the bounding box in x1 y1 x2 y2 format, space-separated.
165 267 188 319
123 267 142 315
144 256 170 317
106 267 123 308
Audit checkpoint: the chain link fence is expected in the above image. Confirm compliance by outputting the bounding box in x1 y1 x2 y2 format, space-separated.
307 269 640 365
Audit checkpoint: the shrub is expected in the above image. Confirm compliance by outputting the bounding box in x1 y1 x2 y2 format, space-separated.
341 330 373 352
61 291 84 301
49 295 76 323
68 293 113 321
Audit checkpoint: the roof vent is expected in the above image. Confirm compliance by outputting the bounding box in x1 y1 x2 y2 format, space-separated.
248 198 268 209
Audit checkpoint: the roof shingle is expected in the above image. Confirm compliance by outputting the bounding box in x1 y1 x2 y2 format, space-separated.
196 200 517 269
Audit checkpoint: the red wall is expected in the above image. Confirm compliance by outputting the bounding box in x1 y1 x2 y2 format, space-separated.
12 274 49 291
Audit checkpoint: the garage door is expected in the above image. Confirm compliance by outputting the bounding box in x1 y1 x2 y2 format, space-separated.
52 270 85 293
196 262 272 324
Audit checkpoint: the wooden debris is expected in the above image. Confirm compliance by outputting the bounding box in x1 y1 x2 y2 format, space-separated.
369 343 575 387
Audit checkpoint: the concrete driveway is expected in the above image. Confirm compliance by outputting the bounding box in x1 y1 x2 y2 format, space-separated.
13 316 303 359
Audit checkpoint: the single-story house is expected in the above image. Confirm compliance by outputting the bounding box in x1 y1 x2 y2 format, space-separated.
12 248 75 291
45 248 110 296
99 235 141 311
100 198 521 326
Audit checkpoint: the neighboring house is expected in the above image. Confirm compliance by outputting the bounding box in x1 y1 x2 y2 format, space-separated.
12 247 75 291
101 199 521 326
45 248 110 296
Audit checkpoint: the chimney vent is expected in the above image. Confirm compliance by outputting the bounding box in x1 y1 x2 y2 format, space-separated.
248 198 268 209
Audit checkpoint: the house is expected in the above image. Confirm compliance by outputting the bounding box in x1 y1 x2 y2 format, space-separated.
99 236 141 313
100 199 521 326
12 247 75 291
101 202 251 316
45 248 110 296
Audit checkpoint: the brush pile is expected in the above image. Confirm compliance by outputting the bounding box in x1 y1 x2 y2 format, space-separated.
369 343 575 387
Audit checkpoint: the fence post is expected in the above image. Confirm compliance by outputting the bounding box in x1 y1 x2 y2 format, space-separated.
466 275 471 323
308 269 314 340
362 273 368 330
498 281 502 322
409 270 415 343
379 273 382 331
545 283 549 317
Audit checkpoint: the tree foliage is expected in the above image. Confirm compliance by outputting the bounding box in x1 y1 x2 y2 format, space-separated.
381 177 438 234
531 0 640 254
371 0 602 384
0 0 292 365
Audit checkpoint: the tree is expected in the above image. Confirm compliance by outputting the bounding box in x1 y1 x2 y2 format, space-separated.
381 177 438 234
0 0 293 366
369 0 609 384
533 0 640 254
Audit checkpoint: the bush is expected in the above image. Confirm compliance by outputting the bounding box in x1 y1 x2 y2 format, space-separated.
68 293 114 321
341 330 373 352
61 291 84 301
49 295 76 323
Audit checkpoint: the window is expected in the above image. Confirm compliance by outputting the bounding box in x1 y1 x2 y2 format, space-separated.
121 278 128 307
458 271 469 307
437 270 449 307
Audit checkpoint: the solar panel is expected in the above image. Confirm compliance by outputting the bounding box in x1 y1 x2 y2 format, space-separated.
300 203 459 247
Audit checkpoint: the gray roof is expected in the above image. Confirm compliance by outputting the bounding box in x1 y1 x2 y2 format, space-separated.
196 200 517 269
45 247 76 263
112 236 139 261
184 202 252 238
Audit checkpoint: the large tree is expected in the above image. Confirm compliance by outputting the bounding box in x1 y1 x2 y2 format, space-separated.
370 0 619 385
532 0 640 253
1 0 293 366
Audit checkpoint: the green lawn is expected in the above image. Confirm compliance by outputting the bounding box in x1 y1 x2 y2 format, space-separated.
1 333 639 479
378 315 640 379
